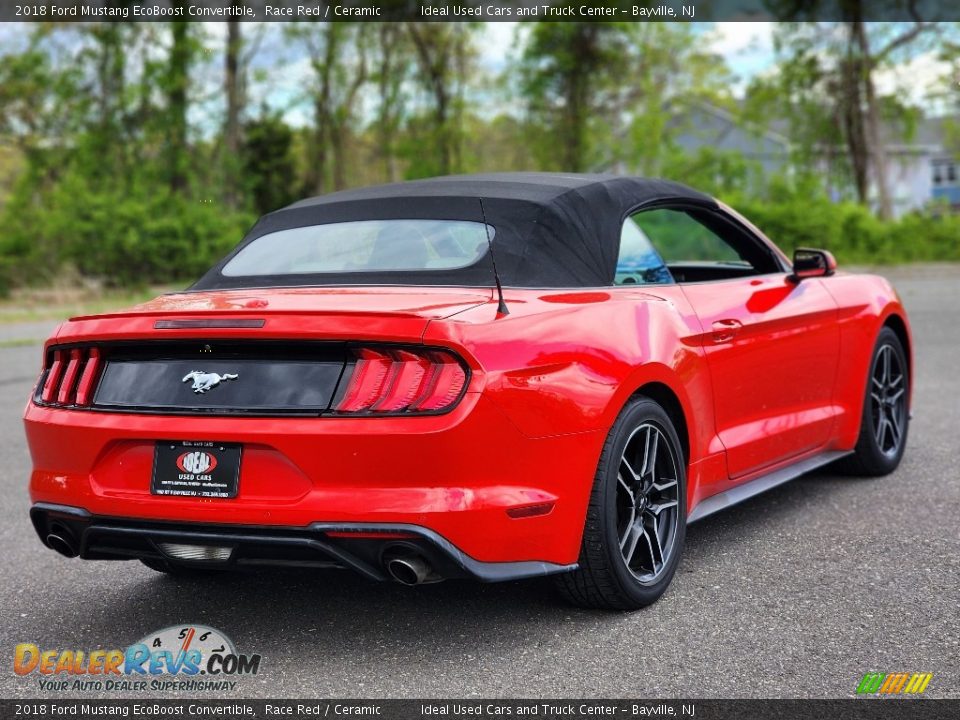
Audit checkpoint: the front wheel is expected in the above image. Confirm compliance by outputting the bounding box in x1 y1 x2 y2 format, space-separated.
838 326 910 476
555 396 686 610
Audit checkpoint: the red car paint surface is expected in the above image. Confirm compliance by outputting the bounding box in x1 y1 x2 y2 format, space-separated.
24 269 911 567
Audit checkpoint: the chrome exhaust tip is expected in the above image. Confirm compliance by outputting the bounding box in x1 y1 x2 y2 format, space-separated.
386 555 434 586
46 533 78 558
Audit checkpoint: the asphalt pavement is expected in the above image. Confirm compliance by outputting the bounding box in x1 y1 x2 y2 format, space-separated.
1 265 958 700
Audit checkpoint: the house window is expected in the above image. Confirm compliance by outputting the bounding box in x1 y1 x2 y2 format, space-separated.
933 164 942 185
949 165 957 184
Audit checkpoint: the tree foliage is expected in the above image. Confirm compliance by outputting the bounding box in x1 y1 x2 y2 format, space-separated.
516 20 731 173
747 14 942 218
243 110 297 216
0 20 957 298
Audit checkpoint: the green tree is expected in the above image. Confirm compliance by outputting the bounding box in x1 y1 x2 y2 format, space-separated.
288 22 370 194
223 19 244 208
515 19 727 173
372 22 412 182
0 23 253 291
405 22 479 176
243 111 297 215
164 15 195 194
755 11 943 218
517 21 631 171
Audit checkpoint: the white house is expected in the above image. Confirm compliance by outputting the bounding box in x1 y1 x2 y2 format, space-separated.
666 103 959 216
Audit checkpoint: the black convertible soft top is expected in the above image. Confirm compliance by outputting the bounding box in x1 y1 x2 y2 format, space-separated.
192 172 716 290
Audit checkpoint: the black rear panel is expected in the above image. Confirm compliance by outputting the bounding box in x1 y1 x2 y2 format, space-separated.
90 341 346 415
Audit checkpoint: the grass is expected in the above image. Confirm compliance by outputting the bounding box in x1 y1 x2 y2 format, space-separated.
0 337 40 348
0 285 179 325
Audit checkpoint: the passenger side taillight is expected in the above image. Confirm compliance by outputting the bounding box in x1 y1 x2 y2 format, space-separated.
335 347 468 415
38 346 104 408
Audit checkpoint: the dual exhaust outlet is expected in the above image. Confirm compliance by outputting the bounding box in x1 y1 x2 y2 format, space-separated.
44 525 442 585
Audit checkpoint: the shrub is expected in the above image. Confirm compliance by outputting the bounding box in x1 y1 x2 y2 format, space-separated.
725 193 960 266
0 165 956 295
0 173 253 289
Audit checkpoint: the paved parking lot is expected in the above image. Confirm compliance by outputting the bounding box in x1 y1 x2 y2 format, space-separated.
1 266 957 699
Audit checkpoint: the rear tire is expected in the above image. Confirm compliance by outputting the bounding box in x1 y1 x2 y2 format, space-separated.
555 396 686 611
838 326 910 476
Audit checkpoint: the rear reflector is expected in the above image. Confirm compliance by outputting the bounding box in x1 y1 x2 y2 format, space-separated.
335 347 468 415
506 502 556 519
39 346 105 408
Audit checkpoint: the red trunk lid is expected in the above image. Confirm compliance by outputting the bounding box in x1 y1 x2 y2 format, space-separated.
97 287 493 320
55 287 494 345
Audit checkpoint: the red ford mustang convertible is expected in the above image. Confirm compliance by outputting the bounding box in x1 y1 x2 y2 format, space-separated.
25 173 912 609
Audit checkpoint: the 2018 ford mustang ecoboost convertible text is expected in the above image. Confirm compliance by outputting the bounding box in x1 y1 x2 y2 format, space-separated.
25 173 912 609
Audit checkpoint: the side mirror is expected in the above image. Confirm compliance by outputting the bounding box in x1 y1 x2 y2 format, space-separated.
791 248 837 281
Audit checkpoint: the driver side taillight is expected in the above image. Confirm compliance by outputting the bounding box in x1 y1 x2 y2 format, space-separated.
38 346 104 408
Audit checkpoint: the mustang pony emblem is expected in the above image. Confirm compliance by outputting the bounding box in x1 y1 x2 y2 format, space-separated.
182 371 239 394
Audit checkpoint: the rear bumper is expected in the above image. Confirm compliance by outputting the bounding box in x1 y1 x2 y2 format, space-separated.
30 503 576 582
24 394 605 566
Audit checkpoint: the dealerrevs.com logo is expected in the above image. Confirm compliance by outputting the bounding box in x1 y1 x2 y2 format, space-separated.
14 625 261 693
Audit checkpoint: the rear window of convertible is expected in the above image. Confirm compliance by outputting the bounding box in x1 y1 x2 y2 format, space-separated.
221 219 493 277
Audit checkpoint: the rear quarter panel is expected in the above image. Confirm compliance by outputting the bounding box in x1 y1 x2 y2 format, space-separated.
423 287 724 511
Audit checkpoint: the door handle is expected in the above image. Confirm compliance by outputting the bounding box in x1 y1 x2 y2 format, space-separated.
711 319 743 343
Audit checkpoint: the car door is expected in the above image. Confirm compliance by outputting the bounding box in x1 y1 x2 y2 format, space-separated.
627 206 840 480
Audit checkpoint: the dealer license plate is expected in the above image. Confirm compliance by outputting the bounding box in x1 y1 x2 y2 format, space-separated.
151 441 242 499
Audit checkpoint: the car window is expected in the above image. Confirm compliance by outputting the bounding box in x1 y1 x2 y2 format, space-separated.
631 209 743 264
615 218 674 285
222 219 491 277
623 208 777 283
